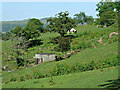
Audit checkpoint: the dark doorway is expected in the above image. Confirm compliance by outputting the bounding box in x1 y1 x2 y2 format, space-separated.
41 58 44 63
36 58 40 64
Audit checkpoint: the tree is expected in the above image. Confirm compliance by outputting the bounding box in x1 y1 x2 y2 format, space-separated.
2 32 12 41
74 12 86 24
96 0 120 17
10 25 22 37
54 37 71 57
100 11 116 26
21 18 43 40
96 0 119 27
29 18 44 33
74 12 94 24
46 11 76 36
84 16 94 24
96 0 115 17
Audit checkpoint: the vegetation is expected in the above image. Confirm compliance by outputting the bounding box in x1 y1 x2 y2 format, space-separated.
74 12 94 24
96 0 119 27
1 1 119 88
2 66 118 88
46 11 76 36
2 41 118 84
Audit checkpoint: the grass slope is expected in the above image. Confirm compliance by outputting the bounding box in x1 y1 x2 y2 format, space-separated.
2 66 118 88
2 41 118 83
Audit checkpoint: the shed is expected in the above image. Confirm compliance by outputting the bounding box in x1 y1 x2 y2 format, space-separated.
35 53 56 64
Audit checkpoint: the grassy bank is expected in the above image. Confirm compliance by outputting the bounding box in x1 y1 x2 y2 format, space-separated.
2 66 118 88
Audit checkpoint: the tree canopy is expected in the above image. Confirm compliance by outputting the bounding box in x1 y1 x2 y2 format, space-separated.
10 25 22 37
46 11 76 36
14 18 43 40
74 12 94 24
100 11 116 26
96 0 120 17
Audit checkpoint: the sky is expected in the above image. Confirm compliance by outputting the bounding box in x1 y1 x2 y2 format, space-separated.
1 2 99 21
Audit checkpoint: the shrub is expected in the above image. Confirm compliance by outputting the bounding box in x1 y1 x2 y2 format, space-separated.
98 25 103 28
55 52 64 61
53 64 70 75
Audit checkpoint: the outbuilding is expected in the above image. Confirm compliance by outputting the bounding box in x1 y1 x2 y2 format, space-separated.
35 53 56 64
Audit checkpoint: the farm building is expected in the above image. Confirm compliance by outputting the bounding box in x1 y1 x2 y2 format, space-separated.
35 53 56 64
67 28 77 34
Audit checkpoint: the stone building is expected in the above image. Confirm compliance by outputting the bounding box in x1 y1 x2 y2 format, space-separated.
35 53 56 64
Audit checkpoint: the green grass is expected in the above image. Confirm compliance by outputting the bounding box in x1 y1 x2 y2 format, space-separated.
2 25 118 69
2 40 18 70
39 32 60 41
74 24 117 34
2 25 118 87
2 41 118 83
2 66 118 88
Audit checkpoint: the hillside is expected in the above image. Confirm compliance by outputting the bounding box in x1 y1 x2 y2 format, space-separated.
2 25 118 88
0 17 49 32
2 41 118 84
2 66 118 88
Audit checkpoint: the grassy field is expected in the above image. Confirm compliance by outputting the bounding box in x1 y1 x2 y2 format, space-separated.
2 41 118 84
2 66 118 88
2 24 118 88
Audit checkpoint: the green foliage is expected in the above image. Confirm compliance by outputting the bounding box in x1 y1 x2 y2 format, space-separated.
33 71 44 79
49 77 55 85
74 12 94 24
85 16 94 24
2 32 12 41
2 66 118 88
46 11 76 36
74 12 86 24
10 25 22 37
21 21 41 40
52 64 70 75
55 37 71 53
96 0 119 27
29 18 44 33
2 24 118 85
19 76 26 82
2 41 118 84
100 11 116 26
55 52 64 61
96 1 115 17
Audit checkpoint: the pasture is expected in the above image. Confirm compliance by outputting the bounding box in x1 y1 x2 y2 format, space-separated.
2 25 118 88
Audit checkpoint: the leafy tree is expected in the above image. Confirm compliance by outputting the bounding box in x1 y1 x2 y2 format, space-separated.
96 0 115 17
2 32 12 41
21 18 43 40
96 0 119 27
114 0 120 13
74 12 94 24
9 37 29 67
29 18 44 33
84 16 94 24
100 11 116 26
10 25 22 37
96 0 120 17
74 12 86 24
54 37 71 55
46 11 76 36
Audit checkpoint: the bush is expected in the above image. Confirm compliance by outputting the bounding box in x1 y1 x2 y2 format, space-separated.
53 64 70 75
55 52 64 61
98 25 103 28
